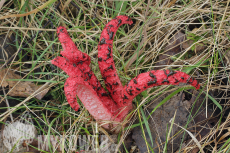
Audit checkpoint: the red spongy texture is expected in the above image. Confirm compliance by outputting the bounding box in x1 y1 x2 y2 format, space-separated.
65 77 80 111
52 56 128 123
51 56 82 77
98 15 133 106
53 25 134 128
51 56 119 112
64 76 124 123
57 26 90 65
121 70 200 108
52 17 201 130
53 27 121 112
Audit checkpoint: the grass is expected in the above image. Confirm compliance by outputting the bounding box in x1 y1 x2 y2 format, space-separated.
0 0 230 152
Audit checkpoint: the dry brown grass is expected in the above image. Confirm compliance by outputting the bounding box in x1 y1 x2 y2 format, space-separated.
0 0 230 152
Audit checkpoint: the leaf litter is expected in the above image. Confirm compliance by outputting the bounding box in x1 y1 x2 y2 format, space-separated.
0 34 49 100
131 31 218 152
0 68 49 99
155 31 206 69
132 89 220 152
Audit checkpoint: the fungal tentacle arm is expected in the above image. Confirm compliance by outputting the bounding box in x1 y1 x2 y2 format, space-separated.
121 70 200 109
57 26 91 66
98 15 133 106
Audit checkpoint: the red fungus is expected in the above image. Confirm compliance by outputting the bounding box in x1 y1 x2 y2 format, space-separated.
52 27 117 111
121 70 200 110
98 15 133 106
52 16 200 132
52 26 127 131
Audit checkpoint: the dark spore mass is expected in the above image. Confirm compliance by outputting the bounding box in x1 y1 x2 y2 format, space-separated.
126 88 133 96
108 24 114 28
109 32 114 40
133 79 137 84
136 87 140 91
100 38 106 45
147 80 156 86
117 19 122 26
106 83 112 89
168 70 176 76
108 46 111 53
107 65 114 70
127 80 130 86
149 72 156 78
174 79 179 83
101 93 108 96
88 73 92 79
164 69 177 78
98 57 102 62
126 16 131 21
77 60 83 65
123 94 128 100
128 89 133 95
106 47 112 60
102 76 107 81
187 77 194 84
196 81 199 88
113 82 119 85
162 79 169 84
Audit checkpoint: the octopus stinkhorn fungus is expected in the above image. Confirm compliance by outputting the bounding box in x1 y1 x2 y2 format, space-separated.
51 15 200 132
